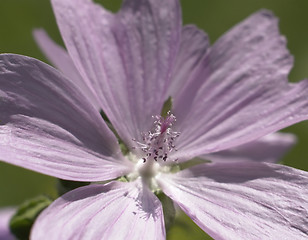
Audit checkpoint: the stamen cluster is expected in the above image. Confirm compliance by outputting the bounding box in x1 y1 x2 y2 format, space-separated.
133 112 180 163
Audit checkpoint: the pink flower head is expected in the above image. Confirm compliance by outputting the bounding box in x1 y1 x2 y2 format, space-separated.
1 0 308 239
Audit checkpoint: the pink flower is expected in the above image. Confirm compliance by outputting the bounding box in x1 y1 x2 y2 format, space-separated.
1 0 308 239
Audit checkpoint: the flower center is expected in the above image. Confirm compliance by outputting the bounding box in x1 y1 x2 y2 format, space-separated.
127 112 180 188
136 158 160 179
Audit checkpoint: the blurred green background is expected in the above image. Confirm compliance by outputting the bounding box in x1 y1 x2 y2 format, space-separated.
1 0 308 239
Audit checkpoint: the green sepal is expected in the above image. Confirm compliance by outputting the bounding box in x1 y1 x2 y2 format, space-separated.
161 96 173 117
100 109 130 155
99 109 111 124
9 195 52 240
119 142 130 155
57 179 90 196
117 175 129 182
156 191 176 231
177 157 210 170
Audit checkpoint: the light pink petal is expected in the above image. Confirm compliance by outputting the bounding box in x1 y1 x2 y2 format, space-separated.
203 132 296 163
158 162 308 240
0 54 132 181
51 0 181 147
33 29 101 110
171 10 308 161
0 208 15 240
168 25 209 99
31 181 165 240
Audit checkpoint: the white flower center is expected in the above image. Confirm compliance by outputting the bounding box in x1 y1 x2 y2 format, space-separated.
136 158 160 179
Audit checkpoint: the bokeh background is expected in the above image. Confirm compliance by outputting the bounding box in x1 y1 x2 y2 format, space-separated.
1 0 308 239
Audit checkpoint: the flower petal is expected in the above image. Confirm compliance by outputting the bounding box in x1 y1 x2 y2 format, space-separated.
158 162 308 239
0 208 15 240
31 181 165 240
202 132 296 163
168 25 209 99
33 29 101 110
0 54 132 181
172 10 308 161
51 0 181 146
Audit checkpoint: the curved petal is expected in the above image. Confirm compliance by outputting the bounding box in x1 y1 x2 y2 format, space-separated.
158 162 308 240
33 29 101 110
202 132 296 163
0 54 132 181
168 25 209 99
51 0 182 147
0 208 15 240
31 181 165 240
171 10 308 161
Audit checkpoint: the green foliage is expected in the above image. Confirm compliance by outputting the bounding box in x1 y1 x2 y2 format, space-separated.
10 195 52 240
168 212 213 240
156 191 176 231
57 179 90 196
